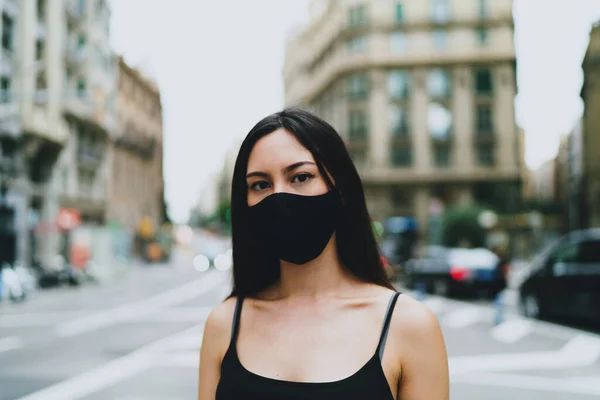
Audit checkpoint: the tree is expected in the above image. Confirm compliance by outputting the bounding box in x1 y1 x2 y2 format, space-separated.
216 200 231 224
440 205 492 248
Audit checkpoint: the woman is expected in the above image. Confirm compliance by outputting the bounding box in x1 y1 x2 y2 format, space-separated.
198 108 449 399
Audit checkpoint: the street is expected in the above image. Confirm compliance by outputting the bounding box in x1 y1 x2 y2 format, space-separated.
1 252 599 399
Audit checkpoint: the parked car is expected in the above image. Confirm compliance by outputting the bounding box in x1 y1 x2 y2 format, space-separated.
404 246 508 298
518 229 600 323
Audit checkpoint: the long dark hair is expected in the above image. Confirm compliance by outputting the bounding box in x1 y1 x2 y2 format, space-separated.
229 108 394 297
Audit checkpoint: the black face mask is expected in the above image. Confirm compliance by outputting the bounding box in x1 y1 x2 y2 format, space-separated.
248 191 342 265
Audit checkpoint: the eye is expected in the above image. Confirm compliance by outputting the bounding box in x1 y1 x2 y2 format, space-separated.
249 181 270 191
292 173 315 184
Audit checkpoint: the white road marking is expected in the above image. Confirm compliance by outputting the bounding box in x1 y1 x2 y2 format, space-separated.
0 336 24 353
15 324 205 400
442 307 484 329
0 311 91 328
450 334 600 375
131 306 212 323
452 372 600 396
54 271 224 337
567 375 600 388
154 350 200 368
490 318 534 344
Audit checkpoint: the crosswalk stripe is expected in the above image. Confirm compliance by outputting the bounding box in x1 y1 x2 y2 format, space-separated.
442 307 484 329
491 319 534 344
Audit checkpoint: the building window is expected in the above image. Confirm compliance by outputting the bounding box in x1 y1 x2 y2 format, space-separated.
433 29 448 51
77 79 86 98
395 2 404 23
428 102 452 139
433 145 451 167
389 104 409 137
347 73 369 100
478 0 488 19
476 144 494 166
388 70 410 99
427 69 451 98
347 36 368 54
35 73 47 95
390 32 406 54
349 110 368 140
476 27 488 46
391 145 412 167
476 104 493 134
77 34 86 51
431 0 450 23
2 13 14 51
35 40 45 61
0 77 9 103
348 5 368 27
37 0 46 22
475 69 493 94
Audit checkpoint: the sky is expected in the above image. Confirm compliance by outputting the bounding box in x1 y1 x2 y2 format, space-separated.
109 0 600 223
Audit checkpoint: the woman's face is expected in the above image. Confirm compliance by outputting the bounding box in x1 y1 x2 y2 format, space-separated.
246 129 330 207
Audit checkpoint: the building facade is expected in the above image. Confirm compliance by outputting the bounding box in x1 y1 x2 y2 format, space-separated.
0 0 118 268
566 119 584 231
105 57 163 239
581 21 600 229
284 0 522 234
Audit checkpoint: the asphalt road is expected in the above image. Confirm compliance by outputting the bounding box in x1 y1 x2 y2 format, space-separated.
1 248 599 399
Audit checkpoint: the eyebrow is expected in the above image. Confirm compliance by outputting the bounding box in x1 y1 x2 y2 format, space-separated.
246 161 316 179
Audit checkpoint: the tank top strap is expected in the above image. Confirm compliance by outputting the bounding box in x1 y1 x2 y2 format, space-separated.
376 292 401 360
230 296 245 345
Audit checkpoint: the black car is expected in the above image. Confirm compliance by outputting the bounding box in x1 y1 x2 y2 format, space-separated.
518 229 600 323
404 246 508 298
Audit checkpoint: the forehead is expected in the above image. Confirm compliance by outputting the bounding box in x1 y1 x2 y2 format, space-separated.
247 129 316 171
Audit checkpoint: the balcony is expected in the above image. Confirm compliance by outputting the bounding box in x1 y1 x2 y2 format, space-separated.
62 91 95 121
115 134 156 160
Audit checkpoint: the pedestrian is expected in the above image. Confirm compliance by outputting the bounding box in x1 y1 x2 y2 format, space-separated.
198 108 449 400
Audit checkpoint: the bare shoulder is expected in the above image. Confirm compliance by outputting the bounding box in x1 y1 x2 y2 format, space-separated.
390 294 444 343
202 297 238 358
389 296 449 398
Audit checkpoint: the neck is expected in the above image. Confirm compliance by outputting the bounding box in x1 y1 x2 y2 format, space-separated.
276 236 355 299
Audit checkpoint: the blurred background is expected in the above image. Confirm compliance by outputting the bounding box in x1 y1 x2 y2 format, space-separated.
1 0 600 399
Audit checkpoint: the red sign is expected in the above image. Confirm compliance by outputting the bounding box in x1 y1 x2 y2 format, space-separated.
57 208 81 231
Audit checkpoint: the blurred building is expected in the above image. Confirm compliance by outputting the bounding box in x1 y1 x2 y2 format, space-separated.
216 140 241 207
566 119 584 230
284 0 522 234
106 57 163 240
581 21 600 228
54 0 117 219
525 159 557 203
50 0 117 264
1 0 115 268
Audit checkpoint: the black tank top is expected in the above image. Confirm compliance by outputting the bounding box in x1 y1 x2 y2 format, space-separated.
216 292 401 400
